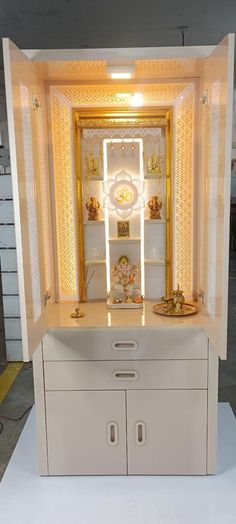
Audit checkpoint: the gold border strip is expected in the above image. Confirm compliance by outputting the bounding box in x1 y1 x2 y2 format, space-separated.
77 117 168 129
74 116 86 301
165 109 173 296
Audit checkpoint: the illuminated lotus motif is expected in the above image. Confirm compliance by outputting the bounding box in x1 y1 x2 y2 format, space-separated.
103 170 145 218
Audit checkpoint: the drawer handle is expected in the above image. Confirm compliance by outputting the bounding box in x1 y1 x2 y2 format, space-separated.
135 421 146 445
108 422 118 445
112 370 138 381
112 340 139 351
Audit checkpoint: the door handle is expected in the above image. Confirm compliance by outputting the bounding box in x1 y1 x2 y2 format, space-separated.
112 340 139 351
112 370 139 381
135 421 146 445
108 421 118 445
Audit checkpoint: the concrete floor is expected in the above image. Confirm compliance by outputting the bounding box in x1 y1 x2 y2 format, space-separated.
0 252 236 481
1 404 236 524
0 363 34 479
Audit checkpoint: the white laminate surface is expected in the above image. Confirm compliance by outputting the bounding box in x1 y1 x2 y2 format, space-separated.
0 404 236 524
47 300 204 330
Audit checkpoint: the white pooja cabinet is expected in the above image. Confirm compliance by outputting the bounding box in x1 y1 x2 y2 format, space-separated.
2 34 234 476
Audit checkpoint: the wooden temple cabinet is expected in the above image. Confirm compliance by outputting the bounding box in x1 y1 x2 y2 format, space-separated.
2 34 234 476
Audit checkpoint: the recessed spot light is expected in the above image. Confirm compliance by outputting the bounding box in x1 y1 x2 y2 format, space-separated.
111 73 132 79
107 65 134 80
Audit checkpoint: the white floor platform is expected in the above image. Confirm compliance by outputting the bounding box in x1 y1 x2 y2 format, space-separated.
1 403 236 524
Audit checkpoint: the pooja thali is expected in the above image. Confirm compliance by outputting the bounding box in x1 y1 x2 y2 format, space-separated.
153 302 198 317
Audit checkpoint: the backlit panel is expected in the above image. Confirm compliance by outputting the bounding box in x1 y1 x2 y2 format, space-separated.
175 89 194 296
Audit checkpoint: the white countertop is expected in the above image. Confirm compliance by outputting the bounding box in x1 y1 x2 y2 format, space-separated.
47 300 204 330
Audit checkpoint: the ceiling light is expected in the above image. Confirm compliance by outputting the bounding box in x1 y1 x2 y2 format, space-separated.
131 92 144 107
107 65 134 80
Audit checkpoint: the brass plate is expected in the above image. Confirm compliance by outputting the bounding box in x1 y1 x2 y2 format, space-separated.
153 302 198 317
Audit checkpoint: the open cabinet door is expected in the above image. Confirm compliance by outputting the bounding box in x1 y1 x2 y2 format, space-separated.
2 38 48 361
200 34 234 359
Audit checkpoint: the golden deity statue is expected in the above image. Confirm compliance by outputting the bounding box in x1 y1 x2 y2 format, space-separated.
147 194 162 219
147 154 163 176
85 154 99 177
85 196 100 221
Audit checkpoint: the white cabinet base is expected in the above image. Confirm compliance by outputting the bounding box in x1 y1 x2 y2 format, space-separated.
127 390 207 475
33 327 218 477
46 390 127 475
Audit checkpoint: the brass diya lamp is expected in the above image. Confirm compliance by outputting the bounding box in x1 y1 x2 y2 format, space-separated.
161 284 185 313
154 284 198 317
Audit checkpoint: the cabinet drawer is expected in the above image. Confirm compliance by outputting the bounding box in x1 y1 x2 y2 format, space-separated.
43 328 208 361
44 360 207 391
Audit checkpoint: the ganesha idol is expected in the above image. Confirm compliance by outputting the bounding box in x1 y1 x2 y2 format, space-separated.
109 255 143 306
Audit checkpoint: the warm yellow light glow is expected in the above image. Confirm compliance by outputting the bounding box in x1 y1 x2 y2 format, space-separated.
51 94 78 299
107 65 134 80
131 92 144 107
111 73 132 79
175 90 193 296
103 138 144 296
115 93 131 98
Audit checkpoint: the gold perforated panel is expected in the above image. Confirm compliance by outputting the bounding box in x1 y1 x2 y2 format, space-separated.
38 59 201 81
175 89 194 296
51 82 194 300
135 59 201 78
47 60 107 80
59 83 187 106
51 94 77 298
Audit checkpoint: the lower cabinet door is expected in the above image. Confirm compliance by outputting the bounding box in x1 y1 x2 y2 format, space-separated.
46 390 127 475
127 390 207 475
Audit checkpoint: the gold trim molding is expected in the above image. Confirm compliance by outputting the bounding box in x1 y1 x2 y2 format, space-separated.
75 107 169 130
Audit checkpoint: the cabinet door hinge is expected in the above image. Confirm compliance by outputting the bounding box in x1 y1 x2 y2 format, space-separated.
44 290 52 307
198 289 205 304
32 95 42 110
200 90 208 107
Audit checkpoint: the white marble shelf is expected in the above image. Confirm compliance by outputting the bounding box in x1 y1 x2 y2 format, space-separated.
85 259 106 266
47 300 202 329
83 220 105 226
109 237 141 244
144 259 165 265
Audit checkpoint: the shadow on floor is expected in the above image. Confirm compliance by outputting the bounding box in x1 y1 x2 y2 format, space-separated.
0 363 34 480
